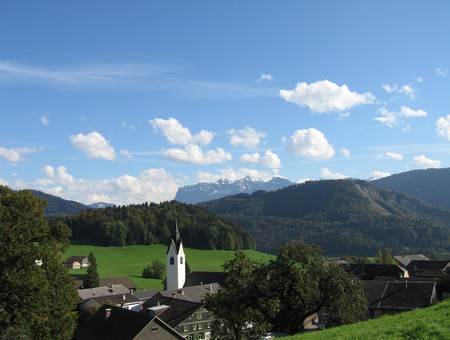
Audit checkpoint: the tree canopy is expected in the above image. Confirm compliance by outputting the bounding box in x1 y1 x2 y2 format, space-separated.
206 242 368 338
83 251 99 289
0 186 79 339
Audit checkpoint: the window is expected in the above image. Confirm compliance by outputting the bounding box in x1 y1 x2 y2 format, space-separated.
198 323 203 330
151 327 159 332
197 313 202 320
180 257 183 264
192 324 197 330
170 257 174 265
183 325 188 332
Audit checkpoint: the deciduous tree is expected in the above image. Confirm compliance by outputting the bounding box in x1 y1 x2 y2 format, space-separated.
0 186 79 339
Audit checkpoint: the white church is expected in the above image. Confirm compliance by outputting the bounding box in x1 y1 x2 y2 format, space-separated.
166 217 186 291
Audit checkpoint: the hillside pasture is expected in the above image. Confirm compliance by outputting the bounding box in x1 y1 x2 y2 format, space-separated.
64 244 273 290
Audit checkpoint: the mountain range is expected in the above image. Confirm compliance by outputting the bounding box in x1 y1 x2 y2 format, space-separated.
175 176 293 204
199 179 450 256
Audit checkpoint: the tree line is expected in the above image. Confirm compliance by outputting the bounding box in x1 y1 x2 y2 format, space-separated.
61 201 256 250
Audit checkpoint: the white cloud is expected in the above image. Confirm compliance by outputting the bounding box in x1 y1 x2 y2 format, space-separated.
415 76 423 83
120 149 133 158
436 67 448 77
386 152 404 161
435 115 450 141
280 80 375 113
257 73 273 82
239 150 281 169
121 122 135 130
381 84 416 99
31 166 179 205
150 117 213 146
374 106 427 128
340 148 350 157
197 167 278 183
0 146 40 162
70 131 116 160
413 154 441 169
228 127 266 149
320 168 348 179
370 171 390 180
40 114 50 126
162 144 232 165
285 128 335 160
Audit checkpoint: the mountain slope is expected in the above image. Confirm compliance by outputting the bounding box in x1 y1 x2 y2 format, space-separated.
199 179 450 255
31 190 89 216
372 168 450 210
175 176 293 204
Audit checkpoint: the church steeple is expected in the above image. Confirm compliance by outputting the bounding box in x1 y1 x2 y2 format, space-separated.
166 209 185 291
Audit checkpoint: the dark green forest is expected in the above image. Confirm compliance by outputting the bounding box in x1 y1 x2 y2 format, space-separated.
62 201 256 251
200 179 450 255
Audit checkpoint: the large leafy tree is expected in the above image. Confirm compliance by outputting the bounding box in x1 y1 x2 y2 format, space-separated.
0 186 79 339
206 242 368 338
205 252 270 340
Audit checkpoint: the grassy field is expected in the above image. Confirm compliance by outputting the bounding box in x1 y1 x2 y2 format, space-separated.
64 244 273 290
285 299 450 339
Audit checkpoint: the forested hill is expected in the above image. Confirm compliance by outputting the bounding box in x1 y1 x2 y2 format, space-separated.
63 201 256 251
199 179 450 256
372 167 450 210
32 190 89 216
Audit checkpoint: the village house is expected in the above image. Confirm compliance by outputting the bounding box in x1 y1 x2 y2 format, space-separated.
74 305 185 340
65 255 90 269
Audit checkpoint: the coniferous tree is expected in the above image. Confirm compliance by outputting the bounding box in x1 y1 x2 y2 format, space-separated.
83 251 99 288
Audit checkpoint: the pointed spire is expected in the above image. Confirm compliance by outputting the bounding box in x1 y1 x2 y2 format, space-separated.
174 208 180 241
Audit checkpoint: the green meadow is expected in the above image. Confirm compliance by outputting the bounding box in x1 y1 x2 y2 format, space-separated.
64 244 273 290
285 299 450 340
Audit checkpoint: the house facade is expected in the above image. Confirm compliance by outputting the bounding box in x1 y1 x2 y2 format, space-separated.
65 255 90 269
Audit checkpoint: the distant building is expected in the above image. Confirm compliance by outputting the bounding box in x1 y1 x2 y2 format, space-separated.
65 255 89 269
394 254 429 268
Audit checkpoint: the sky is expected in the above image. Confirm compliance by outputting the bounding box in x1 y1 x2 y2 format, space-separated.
1 0 450 205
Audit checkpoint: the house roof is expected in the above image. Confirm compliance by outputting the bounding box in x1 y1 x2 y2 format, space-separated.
78 284 130 300
65 255 88 264
162 282 221 303
406 260 450 278
184 271 227 288
142 293 204 328
133 289 160 301
85 293 141 307
365 281 436 311
394 254 429 267
74 277 138 290
74 305 184 340
345 263 408 280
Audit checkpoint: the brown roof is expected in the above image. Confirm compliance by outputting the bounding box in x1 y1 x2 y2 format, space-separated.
74 277 137 290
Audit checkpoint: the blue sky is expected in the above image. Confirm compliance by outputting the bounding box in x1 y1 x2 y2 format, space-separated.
1 1 450 205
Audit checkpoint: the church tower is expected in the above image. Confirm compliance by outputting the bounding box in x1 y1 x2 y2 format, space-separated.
166 214 186 291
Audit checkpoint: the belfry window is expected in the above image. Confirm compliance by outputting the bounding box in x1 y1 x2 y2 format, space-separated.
180 257 183 264
170 257 174 265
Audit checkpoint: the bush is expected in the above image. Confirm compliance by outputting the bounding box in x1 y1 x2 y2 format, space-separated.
142 260 165 279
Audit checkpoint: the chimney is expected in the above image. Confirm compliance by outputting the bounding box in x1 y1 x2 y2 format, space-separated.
105 308 112 319
172 292 176 299
200 282 203 286
209 284 213 292
122 294 126 300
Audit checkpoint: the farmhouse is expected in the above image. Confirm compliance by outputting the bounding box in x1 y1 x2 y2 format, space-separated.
65 255 89 269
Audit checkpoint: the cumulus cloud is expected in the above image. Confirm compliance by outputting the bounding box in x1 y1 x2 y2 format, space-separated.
280 80 375 113
285 128 335 160
381 84 416 99
32 166 178 205
239 150 281 169
340 148 350 157
162 144 232 165
370 171 390 180
70 131 116 160
197 167 278 183
0 146 40 162
436 67 448 77
374 106 427 128
150 117 213 146
386 152 404 161
228 127 266 149
320 168 348 179
435 115 450 140
413 154 441 169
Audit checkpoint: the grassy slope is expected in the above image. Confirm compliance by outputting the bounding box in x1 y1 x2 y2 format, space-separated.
64 244 273 290
286 299 450 340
